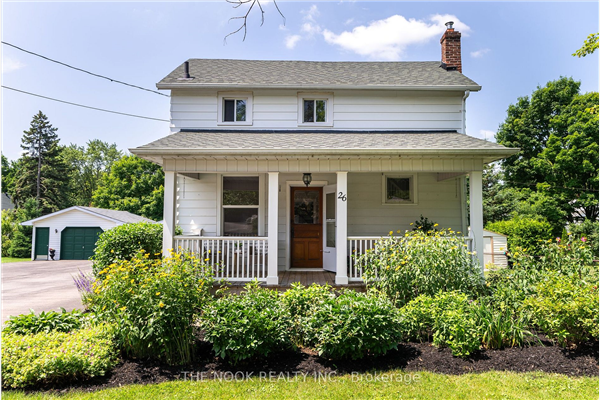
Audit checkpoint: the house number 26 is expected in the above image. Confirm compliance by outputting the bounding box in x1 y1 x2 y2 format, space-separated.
338 192 347 202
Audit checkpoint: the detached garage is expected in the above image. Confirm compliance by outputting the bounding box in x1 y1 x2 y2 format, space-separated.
21 206 155 260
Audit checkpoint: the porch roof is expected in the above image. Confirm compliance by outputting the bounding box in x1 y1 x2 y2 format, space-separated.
130 130 519 164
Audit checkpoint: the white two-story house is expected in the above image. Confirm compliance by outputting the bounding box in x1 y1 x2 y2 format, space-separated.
131 22 517 286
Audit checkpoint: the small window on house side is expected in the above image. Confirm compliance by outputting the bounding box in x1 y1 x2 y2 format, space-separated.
303 99 326 123
383 175 417 205
218 93 252 125
297 93 333 126
223 99 246 122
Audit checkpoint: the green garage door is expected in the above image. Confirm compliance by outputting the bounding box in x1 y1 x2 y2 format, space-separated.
60 227 103 260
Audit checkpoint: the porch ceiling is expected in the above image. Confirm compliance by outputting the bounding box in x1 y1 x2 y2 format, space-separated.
131 130 519 166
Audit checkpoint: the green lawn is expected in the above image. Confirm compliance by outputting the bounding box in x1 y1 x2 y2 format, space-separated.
2 371 597 400
1 257 31 264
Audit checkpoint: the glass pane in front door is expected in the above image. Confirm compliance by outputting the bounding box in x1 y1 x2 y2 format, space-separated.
294 190 320 224
325 192 335 248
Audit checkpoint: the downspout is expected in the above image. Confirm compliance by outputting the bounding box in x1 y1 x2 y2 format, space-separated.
462 90 470 134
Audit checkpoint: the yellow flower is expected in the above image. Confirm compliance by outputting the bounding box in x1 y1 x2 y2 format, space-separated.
120 306 127 311
389 231 394 235
433 223 439 227
158 302 165 308
397 230 401 234
410 223 414 226
156 292 161 296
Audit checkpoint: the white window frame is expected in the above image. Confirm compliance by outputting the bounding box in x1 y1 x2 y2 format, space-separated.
297 92 333 127
382 174 418 205
217 92 253 126
218 174 264 236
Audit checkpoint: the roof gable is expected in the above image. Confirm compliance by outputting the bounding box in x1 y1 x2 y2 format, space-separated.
21 206 155 226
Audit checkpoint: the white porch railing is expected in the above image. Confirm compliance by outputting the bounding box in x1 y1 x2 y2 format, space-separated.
347 236 475 281
174 236 268 281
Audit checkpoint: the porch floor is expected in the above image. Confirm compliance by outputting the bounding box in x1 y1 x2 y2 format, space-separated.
215 270 366 293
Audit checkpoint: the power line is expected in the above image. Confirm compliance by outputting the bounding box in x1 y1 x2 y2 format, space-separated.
2 41 169 98
2 86 170 122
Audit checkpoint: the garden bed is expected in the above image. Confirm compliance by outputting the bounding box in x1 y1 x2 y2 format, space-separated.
15 337 598 395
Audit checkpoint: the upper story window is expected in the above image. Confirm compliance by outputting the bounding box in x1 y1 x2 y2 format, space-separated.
298 93 333 127
218 92 253 126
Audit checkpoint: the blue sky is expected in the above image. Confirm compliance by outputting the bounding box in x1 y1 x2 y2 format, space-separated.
2 1 598 161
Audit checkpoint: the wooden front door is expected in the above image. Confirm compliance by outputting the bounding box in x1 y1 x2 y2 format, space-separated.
291 187 323 268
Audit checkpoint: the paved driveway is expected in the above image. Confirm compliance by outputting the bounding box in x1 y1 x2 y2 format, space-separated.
2 260 93 323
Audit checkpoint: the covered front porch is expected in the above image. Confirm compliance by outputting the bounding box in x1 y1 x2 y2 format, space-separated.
161 161 485 286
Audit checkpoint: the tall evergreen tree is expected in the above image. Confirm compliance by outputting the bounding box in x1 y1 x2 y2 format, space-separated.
13 111 71 213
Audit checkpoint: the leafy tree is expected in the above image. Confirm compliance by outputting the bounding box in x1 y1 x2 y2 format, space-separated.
495 78 598 228
62 140 123 206
534 92 599 221
496 77 581 189
1 155 19 198
12 112 71 213
573 33 599 57
92 155 163 221
7 198 42 258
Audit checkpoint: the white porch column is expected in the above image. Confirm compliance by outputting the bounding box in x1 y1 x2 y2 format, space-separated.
335 171 348 285
162 171 176 257
266 172 279 285
469 170 484 273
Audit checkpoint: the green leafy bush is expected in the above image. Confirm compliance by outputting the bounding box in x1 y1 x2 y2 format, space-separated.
91 222 162 276
281 283 334 346
3 308 85 335
569 219 599 255
1 324 117 389
359 230 484 307
472 301 534 349
485 217 553 254
201 283 292 365
89 251 213 365
487 234 597 313
524 274 599 346
304 290 403 360
400 291 480 357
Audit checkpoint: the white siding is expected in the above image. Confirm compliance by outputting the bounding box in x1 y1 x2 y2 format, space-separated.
347 173 463 236
170 89 463 132
31 210 119 260
483 230 508 267
176 174 218 236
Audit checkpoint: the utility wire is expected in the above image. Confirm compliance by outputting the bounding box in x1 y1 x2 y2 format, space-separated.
2 41 169 98
2 86 169 122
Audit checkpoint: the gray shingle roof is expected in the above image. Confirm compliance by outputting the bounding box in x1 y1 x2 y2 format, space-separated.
79 207 155 224
131 130 517 157
157 60 481 90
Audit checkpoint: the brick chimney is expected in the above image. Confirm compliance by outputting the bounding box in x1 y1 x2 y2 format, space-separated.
440 21 462 72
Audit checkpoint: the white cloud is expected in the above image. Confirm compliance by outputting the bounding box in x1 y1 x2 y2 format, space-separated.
322 14 470 61
2 56 25 73
285 35 302 49
279 24 288 31
470 48 490 58
302 4 320 22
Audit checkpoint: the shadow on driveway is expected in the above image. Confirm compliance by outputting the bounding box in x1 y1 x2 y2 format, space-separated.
2 260 93 323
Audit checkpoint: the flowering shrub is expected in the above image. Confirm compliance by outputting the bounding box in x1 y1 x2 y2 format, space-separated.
304 290 403 359
3 308 85 335
485 217 553 254
201 282 292 364
89 251 214 365
91 222 163 276
1 324 117 389
524 274 599 346
487 235 597 313
359 229 484 307
73 269 96 307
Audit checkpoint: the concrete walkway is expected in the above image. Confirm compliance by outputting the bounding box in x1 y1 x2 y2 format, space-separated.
2 260 93 323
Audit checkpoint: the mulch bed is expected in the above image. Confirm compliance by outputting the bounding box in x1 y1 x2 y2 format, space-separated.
17 336 599 395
